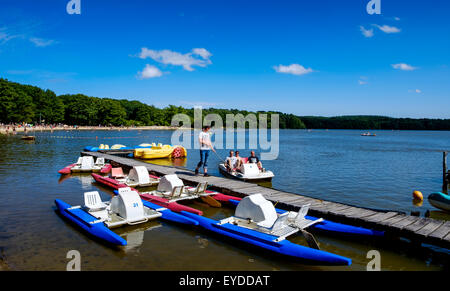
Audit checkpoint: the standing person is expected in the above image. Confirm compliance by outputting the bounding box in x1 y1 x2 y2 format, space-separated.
195 125 215 177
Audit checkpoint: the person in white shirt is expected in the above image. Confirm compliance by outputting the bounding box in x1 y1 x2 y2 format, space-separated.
225 150 238 172
195 125 215 176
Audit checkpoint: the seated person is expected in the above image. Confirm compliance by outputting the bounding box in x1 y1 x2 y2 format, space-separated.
248 151 263 170
225 150 238 172
234 151 244 172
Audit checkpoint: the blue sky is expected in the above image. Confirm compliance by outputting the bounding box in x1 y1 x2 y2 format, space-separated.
1 0 449 118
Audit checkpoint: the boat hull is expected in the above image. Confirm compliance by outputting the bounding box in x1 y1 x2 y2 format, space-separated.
179 211 351 266
218 164 273 182
428 192 450 212
55 199 127 246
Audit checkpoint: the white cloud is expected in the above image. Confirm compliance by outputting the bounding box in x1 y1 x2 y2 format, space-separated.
373 24 401 34
192 48 212 59
394 17 401 21
29 37 56 47
0 28 19 44
273 64 314 76
358 76 368 85
360 26 374 38
138 64 163 79
409 89 422 94
392 63 417 71
139 48 212 71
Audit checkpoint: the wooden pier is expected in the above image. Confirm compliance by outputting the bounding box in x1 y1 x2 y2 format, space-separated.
82 151 450 250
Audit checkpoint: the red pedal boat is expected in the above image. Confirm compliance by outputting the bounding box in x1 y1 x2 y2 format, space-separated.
92 173 203 215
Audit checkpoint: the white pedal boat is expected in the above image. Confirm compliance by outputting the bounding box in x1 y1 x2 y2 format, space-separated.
140 174 213 203
110 166 159 188
219 163 274 182
55 188 162 245
59 156 112 174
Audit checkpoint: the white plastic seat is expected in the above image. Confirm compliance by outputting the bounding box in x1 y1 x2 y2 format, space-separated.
76 157 83 165
235 194 277 228
189 182 208 194
80 156 95 170
264 212 289 231
95 157 105 166
170 186 184 198
84 191 108 211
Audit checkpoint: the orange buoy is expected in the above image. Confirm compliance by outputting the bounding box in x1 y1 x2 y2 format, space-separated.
413 190 423 201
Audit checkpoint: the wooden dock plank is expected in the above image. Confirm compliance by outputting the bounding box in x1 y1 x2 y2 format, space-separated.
390 215 421 229
415 219 445 237
428 221 450 240
364 212 399 223
377 214 409 226
403 218 433 233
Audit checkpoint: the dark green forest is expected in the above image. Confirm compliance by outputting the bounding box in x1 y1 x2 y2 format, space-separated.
1 78 449 130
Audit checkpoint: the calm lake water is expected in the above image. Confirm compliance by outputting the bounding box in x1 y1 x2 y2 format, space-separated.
0 129 449 271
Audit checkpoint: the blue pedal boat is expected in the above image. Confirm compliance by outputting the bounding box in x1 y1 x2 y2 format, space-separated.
55 188 197 246
180 194 352 266
228 199 384 237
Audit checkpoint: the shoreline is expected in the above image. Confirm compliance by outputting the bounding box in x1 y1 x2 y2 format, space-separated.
0 125 182 135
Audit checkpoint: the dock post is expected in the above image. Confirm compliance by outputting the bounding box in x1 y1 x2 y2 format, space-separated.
444 152 448 194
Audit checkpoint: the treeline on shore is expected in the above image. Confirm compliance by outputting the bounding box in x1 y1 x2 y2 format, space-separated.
1 78 449 130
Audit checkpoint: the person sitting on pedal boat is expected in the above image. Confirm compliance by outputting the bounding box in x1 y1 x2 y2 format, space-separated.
248 150 263 171
234 150 244 173
225 150 238 172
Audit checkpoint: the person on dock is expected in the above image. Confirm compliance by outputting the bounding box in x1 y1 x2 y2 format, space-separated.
195 125 215 177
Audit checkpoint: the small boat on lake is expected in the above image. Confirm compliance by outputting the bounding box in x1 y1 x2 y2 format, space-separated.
55 188 198 246
133 144 187 160
179 194 352 265
58 156 112 174
108 166 160 188
219 160 274 182
361 132 376 136
428 192 450 212
21 135 36 141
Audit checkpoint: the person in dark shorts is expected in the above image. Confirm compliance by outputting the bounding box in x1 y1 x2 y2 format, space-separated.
195 125 215 176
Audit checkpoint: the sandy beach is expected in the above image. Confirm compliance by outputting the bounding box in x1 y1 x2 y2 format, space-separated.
0 125 182 135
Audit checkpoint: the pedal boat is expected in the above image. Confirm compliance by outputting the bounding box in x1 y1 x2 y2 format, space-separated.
92 173 204 215
180 194 352 265
58 157 112 174
219 161 274 182
55 188 198 246
428 192 450 212
108 166 160 188
133 144 187 160
139 174 240 207
227 199 384 237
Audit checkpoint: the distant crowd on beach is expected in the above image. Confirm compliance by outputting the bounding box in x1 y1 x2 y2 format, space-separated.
0 123 179 135
0 123 71 135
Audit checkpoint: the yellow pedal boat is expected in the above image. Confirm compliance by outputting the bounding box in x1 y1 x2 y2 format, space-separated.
134 143 187 160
